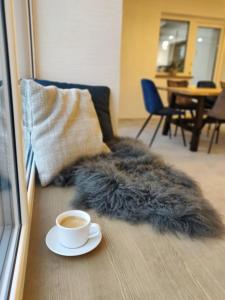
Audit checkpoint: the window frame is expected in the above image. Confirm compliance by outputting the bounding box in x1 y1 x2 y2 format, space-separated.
156 13 225 82
0 0 22 298
0 1 35 299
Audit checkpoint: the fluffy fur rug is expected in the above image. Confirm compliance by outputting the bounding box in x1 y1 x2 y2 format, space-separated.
53 137 224 238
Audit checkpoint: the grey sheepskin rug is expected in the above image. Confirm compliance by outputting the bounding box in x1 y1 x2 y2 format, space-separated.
53 137 224 238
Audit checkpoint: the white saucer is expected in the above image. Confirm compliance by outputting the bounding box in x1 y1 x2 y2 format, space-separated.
46 226 102 256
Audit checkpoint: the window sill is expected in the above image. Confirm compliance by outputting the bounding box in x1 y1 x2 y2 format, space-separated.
155 74 193 79
23 185 108 299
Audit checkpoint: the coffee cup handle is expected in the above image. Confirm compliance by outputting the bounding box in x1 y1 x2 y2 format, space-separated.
88 223 101 239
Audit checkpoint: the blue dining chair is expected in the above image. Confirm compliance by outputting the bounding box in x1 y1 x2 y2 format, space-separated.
136 79 186 147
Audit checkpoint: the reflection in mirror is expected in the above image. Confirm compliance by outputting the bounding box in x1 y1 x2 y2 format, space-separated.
156 19 189 74
0 74 13 232
0 49 13 279
0 83 11 192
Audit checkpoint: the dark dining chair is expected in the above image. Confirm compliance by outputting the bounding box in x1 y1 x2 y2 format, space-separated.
167 80 196 136
197 81 217 136
167 80 196 111
136 79 186 147
206 89 225 153
220 81 225 89
197 81 217 108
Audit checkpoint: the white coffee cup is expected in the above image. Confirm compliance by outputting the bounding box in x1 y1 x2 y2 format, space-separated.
56 210 101 249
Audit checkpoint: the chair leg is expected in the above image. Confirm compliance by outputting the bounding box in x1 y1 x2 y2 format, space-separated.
208 124 218 154
215 123 221 144
174 124 178 137
178 115 187 147
149 116 163 148
174 109 184 137
207 124 211 137
168 125 172 139
136 114 152 139
181 127 187 147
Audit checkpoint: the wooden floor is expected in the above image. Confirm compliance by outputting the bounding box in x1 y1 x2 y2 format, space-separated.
24 120 225 300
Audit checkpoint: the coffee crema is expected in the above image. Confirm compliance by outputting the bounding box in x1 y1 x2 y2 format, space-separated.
60 216 87 228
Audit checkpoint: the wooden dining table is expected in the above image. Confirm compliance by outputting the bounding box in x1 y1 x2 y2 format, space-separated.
157 86 222 152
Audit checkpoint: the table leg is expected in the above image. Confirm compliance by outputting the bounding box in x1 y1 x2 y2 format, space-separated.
190 96 204 152
162 92 176 135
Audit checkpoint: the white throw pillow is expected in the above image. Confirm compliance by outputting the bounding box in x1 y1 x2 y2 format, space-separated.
21 79 110 186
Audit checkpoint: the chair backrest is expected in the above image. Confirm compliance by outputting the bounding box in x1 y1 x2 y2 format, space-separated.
167 80 189 104
141 79 163 114
220 81 225 89
208 89 225 120
167 80 189 88
197 81 216 88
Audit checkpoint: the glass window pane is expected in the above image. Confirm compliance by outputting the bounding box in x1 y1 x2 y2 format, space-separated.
0 25 13 276
13 0 33 186
156 19 189 73
0 3 21 298
192 27 220 85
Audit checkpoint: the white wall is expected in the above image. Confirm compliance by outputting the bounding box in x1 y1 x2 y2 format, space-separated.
222 58 225 81
32 0 123 132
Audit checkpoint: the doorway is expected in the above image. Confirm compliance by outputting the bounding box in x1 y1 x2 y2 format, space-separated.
192 26 221 85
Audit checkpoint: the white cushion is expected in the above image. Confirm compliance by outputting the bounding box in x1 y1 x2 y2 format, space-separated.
21 79 109 186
